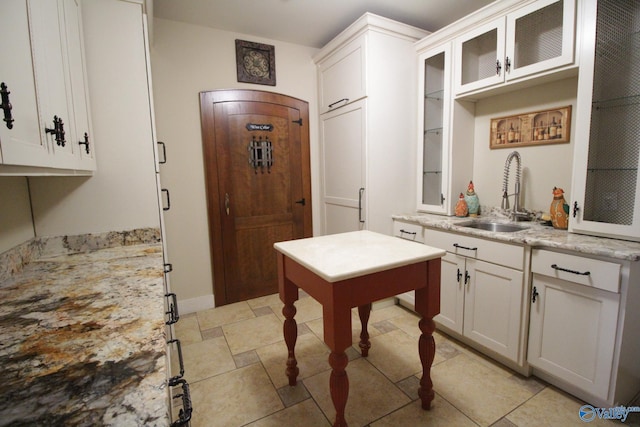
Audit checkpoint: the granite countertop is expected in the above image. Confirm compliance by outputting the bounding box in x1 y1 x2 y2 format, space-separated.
393 212 640 261
0 229 168 426
274 230 446 282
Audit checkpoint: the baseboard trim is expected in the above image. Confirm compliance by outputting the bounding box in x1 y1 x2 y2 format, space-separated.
178 294 215 315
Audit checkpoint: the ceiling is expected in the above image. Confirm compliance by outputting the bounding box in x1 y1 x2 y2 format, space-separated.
153 0 495 48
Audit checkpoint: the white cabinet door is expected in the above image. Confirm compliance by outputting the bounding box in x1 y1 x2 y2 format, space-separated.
318 36 366 114
62 0 95 170
505 0 575 81
0 0 48 167
569 0 640 241
30 0 76 168
320 99 366 234
454 18 505 95
528 273 620 399
464 258 524 361
435 252 465 335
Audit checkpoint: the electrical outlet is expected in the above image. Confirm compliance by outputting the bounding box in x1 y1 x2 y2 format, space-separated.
603 192 618 211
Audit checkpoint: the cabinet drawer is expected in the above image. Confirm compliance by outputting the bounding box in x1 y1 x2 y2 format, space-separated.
531 249 620 293
392 220 425 244
425 228 524 270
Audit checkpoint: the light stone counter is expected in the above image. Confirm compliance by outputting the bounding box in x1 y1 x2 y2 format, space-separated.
0 229 168 426
392 212 640 261
274 230 446 282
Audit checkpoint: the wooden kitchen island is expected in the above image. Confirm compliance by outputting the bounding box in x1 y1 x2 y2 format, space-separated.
274 230 445 427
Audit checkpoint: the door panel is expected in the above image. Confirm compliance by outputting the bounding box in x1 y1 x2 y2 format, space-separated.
201 90 312 305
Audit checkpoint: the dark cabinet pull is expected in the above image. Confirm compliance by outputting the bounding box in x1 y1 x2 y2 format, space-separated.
464 270 470 285
551 264 590 276
170 378 193 427
167 339 185 386
328 98 349 109
453 243 477 252
45 115 66 147
532 286 539 303
456 268 462 283
157 141 167 164
358 187 365 223
505 56 511 73
400 229 417 236
78 132 90 154
496 59 502 75
162 189 171 211
0 82 14 129
295 198 306 206
164 263 173 274
572 201 579 218
165 292 179 325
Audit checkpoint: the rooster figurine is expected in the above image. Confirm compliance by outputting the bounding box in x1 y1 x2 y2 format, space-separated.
464 180 480 217
550 187 569 230
455 193 468 217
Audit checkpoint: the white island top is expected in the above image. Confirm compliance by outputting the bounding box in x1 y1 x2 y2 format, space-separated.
274 230 446 282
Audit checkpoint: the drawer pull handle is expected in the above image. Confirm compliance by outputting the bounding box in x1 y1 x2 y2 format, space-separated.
551 264 590 276
532 286 539 303
456 268 462 283
400 229 416 236
453 243 477 251
328 98 349 109
167 339 185 386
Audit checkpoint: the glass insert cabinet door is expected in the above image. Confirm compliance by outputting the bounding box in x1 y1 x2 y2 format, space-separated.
417 45 450 214
571 0 640 241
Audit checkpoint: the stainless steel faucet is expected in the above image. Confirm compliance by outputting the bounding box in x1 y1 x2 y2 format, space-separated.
501 151 525 219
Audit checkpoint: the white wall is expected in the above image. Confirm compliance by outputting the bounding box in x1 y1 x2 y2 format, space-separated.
472 76 578 213
150 18 319 310
0 177 34 252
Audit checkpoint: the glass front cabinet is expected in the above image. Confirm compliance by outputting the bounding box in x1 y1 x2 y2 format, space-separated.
454 0 576 96
417 43 474 215
570 0 640 241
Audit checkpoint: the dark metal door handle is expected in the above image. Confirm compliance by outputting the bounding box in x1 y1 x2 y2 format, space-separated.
358 187 365 223
532 286 539 303
295 198 306 206
0 82 14 129
157 141 167 164
162 189 171 211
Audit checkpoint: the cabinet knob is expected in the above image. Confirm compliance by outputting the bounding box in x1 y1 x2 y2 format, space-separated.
45 115 66 147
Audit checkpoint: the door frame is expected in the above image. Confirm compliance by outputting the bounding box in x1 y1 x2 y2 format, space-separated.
200 89 312 306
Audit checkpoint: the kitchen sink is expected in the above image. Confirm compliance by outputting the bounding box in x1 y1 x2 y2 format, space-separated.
457 221 527 233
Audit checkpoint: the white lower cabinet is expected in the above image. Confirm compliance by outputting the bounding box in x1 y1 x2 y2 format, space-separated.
526 249 640 406
428 229 526 366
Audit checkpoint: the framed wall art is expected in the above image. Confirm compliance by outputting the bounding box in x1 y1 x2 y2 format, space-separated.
490 105 571 149
235 39 276 86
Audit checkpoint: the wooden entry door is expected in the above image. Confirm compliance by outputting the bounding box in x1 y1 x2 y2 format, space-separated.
200 90 312 306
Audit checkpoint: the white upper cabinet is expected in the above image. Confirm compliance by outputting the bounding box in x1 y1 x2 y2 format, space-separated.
0 0 94 174
454 0 576 96
569 0 640 241
318 36 366 114
417 43 475 215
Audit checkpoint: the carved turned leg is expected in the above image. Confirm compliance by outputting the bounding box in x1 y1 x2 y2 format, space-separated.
329 351 349 427
357 303 372 357
417 316 436 409
282 303 299 386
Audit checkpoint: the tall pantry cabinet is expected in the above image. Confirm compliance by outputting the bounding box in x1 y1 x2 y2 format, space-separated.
315 14 428 235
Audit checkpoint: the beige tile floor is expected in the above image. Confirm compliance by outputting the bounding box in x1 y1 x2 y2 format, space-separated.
172 292 639 427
